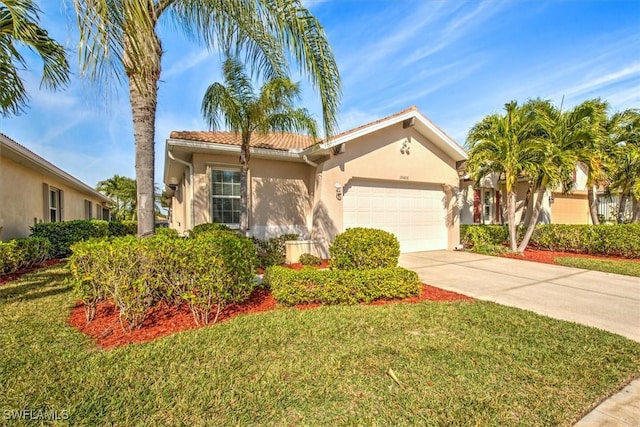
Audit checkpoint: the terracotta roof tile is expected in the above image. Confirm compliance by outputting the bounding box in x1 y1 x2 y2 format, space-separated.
169 131 316 151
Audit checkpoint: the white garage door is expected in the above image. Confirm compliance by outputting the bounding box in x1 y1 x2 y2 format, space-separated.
343 181 447 253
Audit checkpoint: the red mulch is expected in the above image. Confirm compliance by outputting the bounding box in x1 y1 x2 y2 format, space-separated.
501 249 637 265
0 259 65 286
68 283 473 350
285 259 331 270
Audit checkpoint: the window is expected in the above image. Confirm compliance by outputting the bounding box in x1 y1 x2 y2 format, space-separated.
49 188 60 222
211 169 240 227
85 200 93 219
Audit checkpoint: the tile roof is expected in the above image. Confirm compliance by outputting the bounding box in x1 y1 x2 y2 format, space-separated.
169 131 316 151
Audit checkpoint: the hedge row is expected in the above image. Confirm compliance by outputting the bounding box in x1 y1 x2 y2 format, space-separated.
31 220 137 258
264 266 421 305
68 230 258 329
0 238 52 274
461 224 640 258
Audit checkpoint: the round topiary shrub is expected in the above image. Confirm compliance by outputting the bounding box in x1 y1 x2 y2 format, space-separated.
189 222 232 237
329 228 400 270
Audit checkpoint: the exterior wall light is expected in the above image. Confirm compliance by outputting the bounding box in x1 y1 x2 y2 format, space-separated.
335 182 342 200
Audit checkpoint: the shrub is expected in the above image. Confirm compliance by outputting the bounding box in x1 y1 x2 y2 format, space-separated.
299 253 321 266
31 220 109 258
264 266 421 305
108 220 137 237
253 234 299 268
0 240 21 274
68 238 111 322
13 237 52 268
189 222 232 237
461 225 508 248
529 224 640 258
329 228 400 270
154 227 180 239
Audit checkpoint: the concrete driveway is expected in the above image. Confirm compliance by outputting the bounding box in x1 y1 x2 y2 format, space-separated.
399 250 640 342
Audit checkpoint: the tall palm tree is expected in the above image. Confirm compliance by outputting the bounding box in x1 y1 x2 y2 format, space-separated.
74 0 340 237
517 99 597 252
97 174 137 220
603 109 640 223
202 56 317 233
467 101 542 252
0 0 69 116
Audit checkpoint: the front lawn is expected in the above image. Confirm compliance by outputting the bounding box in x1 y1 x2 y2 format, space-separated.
2 264 640 426
555 257 640 277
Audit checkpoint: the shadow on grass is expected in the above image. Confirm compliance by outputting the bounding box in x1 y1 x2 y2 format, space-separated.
0 267 71 302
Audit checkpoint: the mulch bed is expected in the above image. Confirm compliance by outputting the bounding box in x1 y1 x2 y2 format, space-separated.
500 249 638 265
68 283 473 349
0 259 65 286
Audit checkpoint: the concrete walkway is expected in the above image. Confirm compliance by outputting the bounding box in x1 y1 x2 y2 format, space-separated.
399 250 640 426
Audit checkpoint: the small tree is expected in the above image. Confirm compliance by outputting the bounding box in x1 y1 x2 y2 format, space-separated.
201 56 318 233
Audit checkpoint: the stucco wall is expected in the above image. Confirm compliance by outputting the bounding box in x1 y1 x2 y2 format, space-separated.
311 123 461 253
0 156 107 240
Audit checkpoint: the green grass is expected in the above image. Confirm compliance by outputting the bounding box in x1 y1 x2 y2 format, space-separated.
555 257 640 277
2 264 640 426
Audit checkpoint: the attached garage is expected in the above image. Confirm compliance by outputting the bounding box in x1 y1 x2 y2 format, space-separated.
551 192 591 224
343 181 448 252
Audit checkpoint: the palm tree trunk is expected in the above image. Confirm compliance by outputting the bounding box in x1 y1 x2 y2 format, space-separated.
240 133 251 234
519 182 532 225
507 190 517 252
632 196 639 223
588 185 600 225
617 191 629 224
517 186 546 253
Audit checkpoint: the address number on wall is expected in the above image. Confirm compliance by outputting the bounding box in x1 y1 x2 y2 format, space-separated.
399 176 409 180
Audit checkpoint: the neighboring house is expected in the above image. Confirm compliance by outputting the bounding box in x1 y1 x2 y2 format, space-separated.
163 107 467 255
0 133 111 240
459 163 593 225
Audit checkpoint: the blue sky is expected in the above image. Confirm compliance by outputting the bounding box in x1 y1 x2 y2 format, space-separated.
2 0 639 189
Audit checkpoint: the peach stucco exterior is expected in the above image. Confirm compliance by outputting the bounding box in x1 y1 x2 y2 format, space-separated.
1 134 110 240
164 108 467 255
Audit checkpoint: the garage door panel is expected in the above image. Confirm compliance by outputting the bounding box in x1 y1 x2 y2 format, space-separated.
343 181 447 252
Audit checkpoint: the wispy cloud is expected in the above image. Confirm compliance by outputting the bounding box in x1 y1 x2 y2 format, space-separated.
163 48 213 79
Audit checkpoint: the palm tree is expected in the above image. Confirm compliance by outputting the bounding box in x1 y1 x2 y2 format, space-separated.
466 101 542 252
0 0 69 116
603 109 640 223
517 99 598 252
202 56 317 233
74 0 340 237
97 174 137 220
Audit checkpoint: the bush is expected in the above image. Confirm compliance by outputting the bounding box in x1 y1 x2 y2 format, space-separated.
108 220 137 237
299 253 321 266
329 228 400 270
529 224 640 258
264 266 421 305
460 225 508 248
154 227 180 239
0 240 21 274
13 237 52 268
189 223 232 237
253 234 299 268
31 220 110 258
69 230 259 328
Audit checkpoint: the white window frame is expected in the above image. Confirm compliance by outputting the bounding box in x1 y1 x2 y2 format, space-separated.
50 188 60 222
210 168 241 229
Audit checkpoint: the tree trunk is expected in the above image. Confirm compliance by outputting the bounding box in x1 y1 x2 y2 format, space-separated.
507 190 517 252
632 195 639 223
239 133 251 234
126 32 161 238
519 182 532 225
588 185 600 225
617 191 629 224
517 186 546 253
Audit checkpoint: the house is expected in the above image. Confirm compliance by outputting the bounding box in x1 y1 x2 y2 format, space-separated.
459 163 593 226
0 133 111 240
163 107 467 256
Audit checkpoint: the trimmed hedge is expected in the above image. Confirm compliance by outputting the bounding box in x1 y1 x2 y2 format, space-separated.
68 231 258 329
108 220 137 237
264 266 421 305
299 253 321 266
189 223 232 237
529 224 640 258
329 228 400 270
460 224 640 258
31 220 110 258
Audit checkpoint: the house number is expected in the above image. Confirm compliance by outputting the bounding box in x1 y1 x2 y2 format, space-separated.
400 176 409 180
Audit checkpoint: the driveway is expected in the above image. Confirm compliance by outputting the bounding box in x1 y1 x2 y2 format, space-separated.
399 250 640 342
